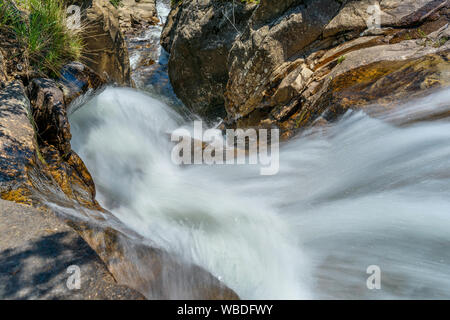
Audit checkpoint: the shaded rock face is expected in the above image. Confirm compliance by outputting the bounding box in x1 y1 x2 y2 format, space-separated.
0 199 145 300
229 0 450 139
73 0 131 85
59 62 106 106
118 0 159 32
161 0 257 119
164 0 450 138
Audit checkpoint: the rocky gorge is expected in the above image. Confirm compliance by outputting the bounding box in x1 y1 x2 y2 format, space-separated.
162 0 449 138
0 0 236 299
0 0 450 300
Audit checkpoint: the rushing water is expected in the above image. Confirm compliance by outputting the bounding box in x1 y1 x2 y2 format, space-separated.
66 0 450 299
69 87 450 299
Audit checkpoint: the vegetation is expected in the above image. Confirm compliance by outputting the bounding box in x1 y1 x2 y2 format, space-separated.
337 55 346 64
0 0 83 77
109 0 123 8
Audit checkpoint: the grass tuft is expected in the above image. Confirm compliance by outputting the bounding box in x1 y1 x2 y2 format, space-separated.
0 0 83 77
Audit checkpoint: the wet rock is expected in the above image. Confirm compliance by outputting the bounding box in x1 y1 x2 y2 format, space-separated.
37 145 98 207
164 0 449 138
0 199 145 300
26 71 100 207
118 0 159 32
28 78 71 156
0 78 97 208
58 62 106 106
73 0 131 85
0 81 35 203
161 0 256 118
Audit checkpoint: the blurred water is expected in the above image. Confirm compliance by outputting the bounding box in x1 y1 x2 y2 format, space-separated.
69 87 450 299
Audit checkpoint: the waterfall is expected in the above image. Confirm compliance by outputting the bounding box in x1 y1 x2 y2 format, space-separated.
68 87 450 299
64 0 450 299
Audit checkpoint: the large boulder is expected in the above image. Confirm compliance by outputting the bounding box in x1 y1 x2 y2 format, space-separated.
163 0 450 138
161 0 257 119
73 0 131 85
0 81 36 203
226 0 341 122
0 77 98 208
226 0 450 138
28 78 72 156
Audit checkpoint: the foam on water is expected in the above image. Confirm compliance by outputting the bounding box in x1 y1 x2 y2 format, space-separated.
69 87 450 299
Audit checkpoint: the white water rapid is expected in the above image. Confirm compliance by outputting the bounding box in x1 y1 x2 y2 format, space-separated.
66 0 450 300
69 86 450 300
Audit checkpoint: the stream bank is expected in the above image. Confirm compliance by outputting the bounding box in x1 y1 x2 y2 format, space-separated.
1 0 450 300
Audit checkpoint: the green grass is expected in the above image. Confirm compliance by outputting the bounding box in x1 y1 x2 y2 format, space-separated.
0 0 83 77
109 0 123 8
0 0 21 26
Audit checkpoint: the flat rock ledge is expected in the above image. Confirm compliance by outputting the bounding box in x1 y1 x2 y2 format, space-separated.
0 199 145 300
